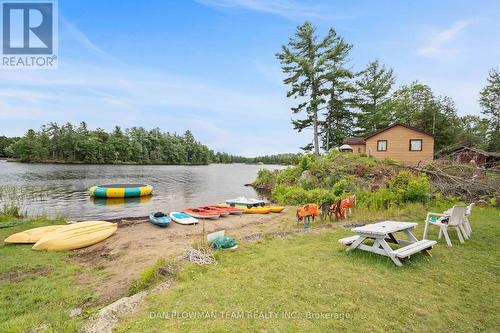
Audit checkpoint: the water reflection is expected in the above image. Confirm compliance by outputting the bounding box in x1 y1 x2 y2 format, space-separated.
90 196 152 207
0 161 286 219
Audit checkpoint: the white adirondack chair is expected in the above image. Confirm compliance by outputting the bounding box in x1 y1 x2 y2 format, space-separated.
422 206 467 246
462 203 474 237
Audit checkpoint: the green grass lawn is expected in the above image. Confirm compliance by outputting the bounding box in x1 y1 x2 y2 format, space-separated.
0 217 100 333
116 206 500 333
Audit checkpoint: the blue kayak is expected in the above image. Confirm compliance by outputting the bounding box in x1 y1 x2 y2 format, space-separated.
149 212 171 227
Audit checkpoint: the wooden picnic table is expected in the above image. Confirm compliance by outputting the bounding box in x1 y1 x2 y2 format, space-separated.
339 221 437 266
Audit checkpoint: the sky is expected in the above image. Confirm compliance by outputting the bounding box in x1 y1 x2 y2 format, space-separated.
1 0 499 156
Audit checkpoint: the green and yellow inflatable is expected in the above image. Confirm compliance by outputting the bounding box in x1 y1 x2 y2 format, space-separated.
88 184 153 198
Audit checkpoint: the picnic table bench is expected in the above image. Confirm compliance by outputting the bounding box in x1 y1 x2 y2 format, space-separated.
339 221 437 266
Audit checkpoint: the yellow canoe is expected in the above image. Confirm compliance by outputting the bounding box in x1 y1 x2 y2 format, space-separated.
32 221 117 251
4 225 66 244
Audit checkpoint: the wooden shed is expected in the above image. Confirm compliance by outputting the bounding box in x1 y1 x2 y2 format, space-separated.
449 146 500 168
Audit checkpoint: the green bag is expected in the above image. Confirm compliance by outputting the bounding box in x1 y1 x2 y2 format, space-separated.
211 236 237 249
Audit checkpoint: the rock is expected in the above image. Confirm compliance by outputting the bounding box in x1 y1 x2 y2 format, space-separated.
81 279 175 333
81 291 148 333
298 170 312 182
70 307 83 317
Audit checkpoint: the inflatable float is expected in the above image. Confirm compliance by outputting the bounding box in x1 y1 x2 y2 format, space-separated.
89 184 153 198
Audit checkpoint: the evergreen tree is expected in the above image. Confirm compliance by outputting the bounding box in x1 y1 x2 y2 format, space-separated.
4 122 217 164
277 22 350 155
320 67 356 150
354 60 395 135
479 68 500 151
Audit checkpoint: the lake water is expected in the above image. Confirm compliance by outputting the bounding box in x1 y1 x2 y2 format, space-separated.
0 161 286 220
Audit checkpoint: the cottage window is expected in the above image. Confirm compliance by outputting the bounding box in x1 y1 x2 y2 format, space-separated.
377 140 387 151
409 139 422 151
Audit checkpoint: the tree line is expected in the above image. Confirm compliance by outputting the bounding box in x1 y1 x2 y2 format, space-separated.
215 152 299 165
277 21 499 154
1 122 297 165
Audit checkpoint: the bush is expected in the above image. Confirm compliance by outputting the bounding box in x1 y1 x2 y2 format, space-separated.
386 171 430 203
276 167 302 186
272 185 337 205
297 154 316 171
357 189 399 210
332 177 356 196
253 169 276 189
255 153 435 210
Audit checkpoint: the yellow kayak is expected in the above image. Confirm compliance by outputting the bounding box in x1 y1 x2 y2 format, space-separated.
268 206 285 213
238 206 271 214
32 221 117 251
4 225 66 244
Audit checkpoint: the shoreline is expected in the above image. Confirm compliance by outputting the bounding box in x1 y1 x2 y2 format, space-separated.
2 159 288 166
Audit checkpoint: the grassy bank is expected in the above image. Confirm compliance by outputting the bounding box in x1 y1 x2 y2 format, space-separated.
0 216 101 333
116 206 499 332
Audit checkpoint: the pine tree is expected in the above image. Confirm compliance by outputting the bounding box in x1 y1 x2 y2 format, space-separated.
277 22 351 155
354 60 395 135
321 67 355 150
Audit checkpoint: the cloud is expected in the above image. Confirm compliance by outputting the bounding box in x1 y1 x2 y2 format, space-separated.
416 19 477 58
196 0 339 20
0 16 305 154
60 16 121 63
0 62 301 154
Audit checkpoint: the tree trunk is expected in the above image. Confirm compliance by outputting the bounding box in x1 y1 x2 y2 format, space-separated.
312 108 320 155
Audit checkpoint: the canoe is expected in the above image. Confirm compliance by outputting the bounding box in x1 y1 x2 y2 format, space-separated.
237 206 271 214
225 197 266 208
170 212 198 225
89 184 153 198
212 205 244 215
4 225 66 244
198 206 230 217
149 212 171 227
32 221 117 251
184 208 220 219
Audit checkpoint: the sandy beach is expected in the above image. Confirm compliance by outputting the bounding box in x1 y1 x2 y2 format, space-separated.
74 210 295 304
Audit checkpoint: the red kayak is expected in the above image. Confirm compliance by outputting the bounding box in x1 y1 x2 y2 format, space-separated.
211 205 244 215
184 208 220 219
199 206 230 217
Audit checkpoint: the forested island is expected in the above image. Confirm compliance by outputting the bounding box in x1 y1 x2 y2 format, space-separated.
0 122 298 165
